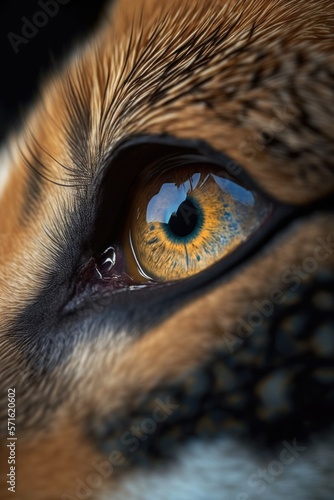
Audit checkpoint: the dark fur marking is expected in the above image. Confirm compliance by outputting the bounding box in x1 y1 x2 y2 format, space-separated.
94 270 334 467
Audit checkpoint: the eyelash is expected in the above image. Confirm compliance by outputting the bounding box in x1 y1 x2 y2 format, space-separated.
74 145 273 295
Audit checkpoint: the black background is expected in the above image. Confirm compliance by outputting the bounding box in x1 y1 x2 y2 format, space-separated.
0 0 109 142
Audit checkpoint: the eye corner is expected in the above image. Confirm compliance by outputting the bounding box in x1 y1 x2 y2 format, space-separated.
79 137 281 298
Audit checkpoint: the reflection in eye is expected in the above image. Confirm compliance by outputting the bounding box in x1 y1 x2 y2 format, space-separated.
123 156 271 281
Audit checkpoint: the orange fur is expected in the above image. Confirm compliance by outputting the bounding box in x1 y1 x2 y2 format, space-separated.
0 0 333 498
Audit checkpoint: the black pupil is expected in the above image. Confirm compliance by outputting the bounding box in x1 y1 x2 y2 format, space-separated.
168 198 198 237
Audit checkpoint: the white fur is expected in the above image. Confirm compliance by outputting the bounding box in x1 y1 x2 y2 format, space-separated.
101 433 334 500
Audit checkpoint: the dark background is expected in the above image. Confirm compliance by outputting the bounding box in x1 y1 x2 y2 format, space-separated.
0 0 109 142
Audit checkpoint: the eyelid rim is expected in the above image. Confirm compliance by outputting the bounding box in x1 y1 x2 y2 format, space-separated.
103 132 334 213
85 133 334 307
101 133 276 206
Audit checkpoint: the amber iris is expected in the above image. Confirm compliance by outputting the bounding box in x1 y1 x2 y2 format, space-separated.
124 158 270 281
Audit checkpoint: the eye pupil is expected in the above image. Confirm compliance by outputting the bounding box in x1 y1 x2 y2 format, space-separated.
128 159 271 281
168 197 198 238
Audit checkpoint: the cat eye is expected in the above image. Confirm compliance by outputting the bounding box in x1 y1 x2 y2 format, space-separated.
73 137 298 307
85 151 272 288
121 155 271 281
67 136 332 312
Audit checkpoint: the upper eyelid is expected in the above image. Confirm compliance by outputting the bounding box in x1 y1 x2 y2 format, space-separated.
99 135 277 211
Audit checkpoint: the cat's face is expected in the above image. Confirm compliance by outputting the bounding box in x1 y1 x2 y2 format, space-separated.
0 1 333 498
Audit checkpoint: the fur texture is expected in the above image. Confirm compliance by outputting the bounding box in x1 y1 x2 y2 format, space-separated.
0 0 333 498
